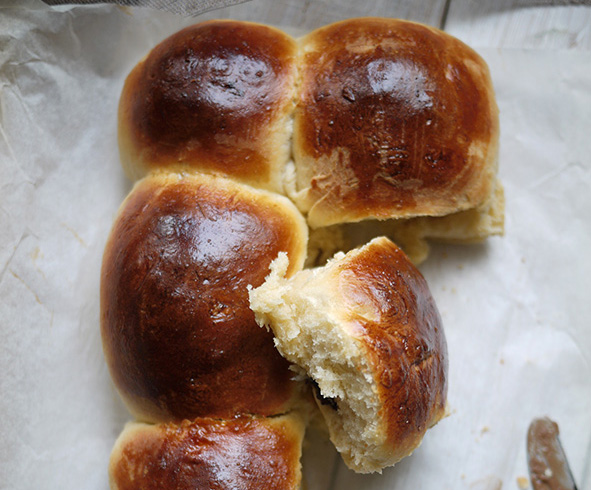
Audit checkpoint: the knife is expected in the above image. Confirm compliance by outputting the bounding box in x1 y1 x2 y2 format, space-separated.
527 417 578 490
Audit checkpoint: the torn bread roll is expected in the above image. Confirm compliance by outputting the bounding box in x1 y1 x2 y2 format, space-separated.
249 237 448 473
101 171 308 423
109 413 306 490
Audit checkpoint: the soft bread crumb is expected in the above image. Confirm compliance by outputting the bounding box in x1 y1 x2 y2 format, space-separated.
250 252 385 472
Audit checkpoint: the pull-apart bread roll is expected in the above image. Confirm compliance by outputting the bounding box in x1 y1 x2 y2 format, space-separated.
118 20 298 193
109 414 305 490
101 171 308 423
291 18 502 258
249 237 448 473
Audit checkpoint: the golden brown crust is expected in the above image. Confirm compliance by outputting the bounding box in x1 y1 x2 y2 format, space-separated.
294 18 499 227
118 20 298 192
110 414 305 490
101 172 308 422
338 237 447 457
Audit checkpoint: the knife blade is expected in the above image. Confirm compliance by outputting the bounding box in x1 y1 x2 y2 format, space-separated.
527 417 578 490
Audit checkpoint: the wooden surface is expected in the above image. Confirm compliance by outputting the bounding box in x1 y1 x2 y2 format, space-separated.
197 0 591 49
197 0 448 32
445 0 591 50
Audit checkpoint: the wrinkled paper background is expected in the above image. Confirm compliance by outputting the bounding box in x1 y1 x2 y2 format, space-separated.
1 2 590 489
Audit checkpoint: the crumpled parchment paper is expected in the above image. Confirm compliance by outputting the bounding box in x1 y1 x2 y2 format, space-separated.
0 2 589 489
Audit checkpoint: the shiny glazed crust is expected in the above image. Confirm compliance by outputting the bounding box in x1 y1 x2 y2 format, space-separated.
109 414 305 490
118 20 298 193
101 171 308 423
334 237 448 463
293 18 499 227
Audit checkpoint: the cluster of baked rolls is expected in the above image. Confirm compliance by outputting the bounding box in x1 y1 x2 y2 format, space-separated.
101 17 501 488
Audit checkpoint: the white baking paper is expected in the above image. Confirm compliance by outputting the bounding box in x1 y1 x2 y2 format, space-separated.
0 3 590 490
